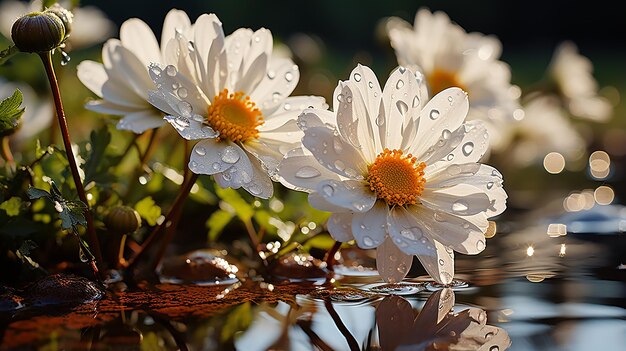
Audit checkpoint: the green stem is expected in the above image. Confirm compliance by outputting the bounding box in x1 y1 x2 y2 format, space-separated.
125 172 198 272
39 51 103 279
244 219 268 269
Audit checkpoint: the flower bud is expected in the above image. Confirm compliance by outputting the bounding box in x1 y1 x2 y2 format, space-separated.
11 11 65 53
105 206 142 234
45 4 73 39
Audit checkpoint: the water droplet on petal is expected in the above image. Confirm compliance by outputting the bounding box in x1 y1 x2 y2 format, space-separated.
429 109 440 120
462 142 474 156
476 240 485 251
178 101 193 117
442 129 451 139
353 73 362 82
295 166 321 179
212 162 221 171
177 87 188 98
396 79 405 89
489 346 499 351
439 258 445 266
190 161 198 168
396 100 408 115
166 65 177 76
322 184 334 197
248 184 262 196
447 95 453 103
363 236 374 247
267 70 276 79
446 154 454 161
376 114 385 126
285 72 294 82
272 92 282 102
412 95 420 108
221 146 240 164
334 160 346 171
368 81 374 88
195 146 206 156
487 182 494 189
452 201 469 213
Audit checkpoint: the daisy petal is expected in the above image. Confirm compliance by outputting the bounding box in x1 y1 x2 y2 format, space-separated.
410 88 469 159
425 121 490 174
160 9 192 58
241 156 274 198
250 58 299 108
351 201 387 249
302 125 368 179
189 140 251 178
148 63 207 116
120 18 161 66
335 81 378 161
315 180 376 213
403 206 487 255
421 184 491 216
381 67 421 150
376 236 414 283
388 206 437 256
308 192 353 213
77 60 106 97
326 213 355 242
260 96 327 130
236 28 272 93
85 100 141 115
193 14 226 99
278 150 341 192
416 240 454 284
117 111 164 133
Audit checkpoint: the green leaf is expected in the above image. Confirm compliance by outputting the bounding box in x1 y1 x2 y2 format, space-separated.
135 196 162 226
58 199 87 230
0 45 19 66
220 302 253 342
0 88 25 137
26 186 51 200
253 210 277 236
215 186 253 222
16 240 40 270
303 233 337 251
83 126 110 184
0 197 22 216
206 209 234 242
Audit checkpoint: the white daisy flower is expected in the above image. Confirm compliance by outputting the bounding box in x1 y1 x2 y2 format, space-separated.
77 9 193 133
148 14 326 199
506 94 585 167
278 65 507 284
386 8 520 151
549 41 612 122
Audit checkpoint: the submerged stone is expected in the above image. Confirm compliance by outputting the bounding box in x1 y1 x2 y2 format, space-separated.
269 253 328 279
22 273 104 306
159 250 238 285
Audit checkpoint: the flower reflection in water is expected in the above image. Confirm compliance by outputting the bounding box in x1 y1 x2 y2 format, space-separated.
237 288 510 350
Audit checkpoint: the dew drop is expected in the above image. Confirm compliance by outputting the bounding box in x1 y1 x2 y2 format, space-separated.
452 201 469 213
485 332 494 340
476 240 486 251
272 92 282 102
150 65 162 76
442 129 451 139
195 146 206 156
285 72 294 82
322 184 334 197
446 154 454 161
248 184 262 196
352 202 366 211
337 93 343 102
78 247 89 263
166 65 177 76
462 142 474 156
363 236 374 247
295 166 321 179
212 162 221 171
396 79 405 89
439 258 445 266
221 146 240 164
434 212 446 222
368 81 374 88
190 161 198 168
447 95 453 103
173 116 190 128
486 181 494 189
334 160 345 171
177 87 188 98
283 103 291 110
60 50 71 66
54 201 63 213
489 346 499 351
429 109 440 120
396 100 408 115
412 95 420 108
267 70 276 79
346 95 353 103
353 73 362 82
375 114 385 126
332 139 343 153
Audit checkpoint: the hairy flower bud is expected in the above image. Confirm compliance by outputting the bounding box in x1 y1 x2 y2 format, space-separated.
11 11 65 53
105 206 142 234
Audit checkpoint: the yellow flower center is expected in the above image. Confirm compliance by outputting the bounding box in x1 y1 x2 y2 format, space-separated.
367 149 426 207
207 89 263 142
427 69 467 96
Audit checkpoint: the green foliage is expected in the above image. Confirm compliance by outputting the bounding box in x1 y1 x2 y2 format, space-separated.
303 233 336 250
134 196 161 226
0 197 22 216
0 45 19 66
16 240 40 270
206 209 233 242
0 89 25 137
220 302 253 342
82 126 122 186
215 186 253 222
27 182 87 230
